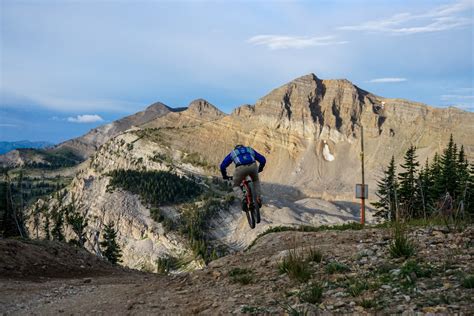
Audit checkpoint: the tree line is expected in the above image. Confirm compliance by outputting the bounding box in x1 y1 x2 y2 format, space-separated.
107 169 203 206
373 135 473 222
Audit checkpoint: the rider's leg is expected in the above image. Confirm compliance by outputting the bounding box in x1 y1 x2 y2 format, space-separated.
246 163 263 206
232 167 245 199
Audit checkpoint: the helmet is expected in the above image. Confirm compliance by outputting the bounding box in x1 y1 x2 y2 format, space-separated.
234 144 244 149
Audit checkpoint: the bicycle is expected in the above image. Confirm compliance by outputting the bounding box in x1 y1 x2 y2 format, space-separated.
228 176 261 229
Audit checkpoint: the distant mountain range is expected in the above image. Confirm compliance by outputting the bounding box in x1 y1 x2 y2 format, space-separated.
0 140 54 155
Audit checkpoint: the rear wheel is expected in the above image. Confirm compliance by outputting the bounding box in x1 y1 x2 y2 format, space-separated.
247 182 260 225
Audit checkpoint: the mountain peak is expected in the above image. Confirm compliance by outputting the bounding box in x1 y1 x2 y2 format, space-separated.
187 99 225 118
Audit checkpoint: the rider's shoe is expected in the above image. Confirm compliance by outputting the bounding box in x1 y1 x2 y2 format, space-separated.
241 198 248 212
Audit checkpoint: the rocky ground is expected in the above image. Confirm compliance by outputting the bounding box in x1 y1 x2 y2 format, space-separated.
1 225 473 315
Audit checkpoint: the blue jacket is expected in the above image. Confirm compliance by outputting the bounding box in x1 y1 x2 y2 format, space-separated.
220 146 266 178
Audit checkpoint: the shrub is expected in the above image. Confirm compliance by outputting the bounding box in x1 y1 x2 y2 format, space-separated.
299 283 323 304
347 279 369 297
359 299 377 309
401 260 432 278
462 275 474 288
229 267 254 285
307 247 323 263
389 224 415 258
325 261 350 274
278 249 311 282
156 256 178 274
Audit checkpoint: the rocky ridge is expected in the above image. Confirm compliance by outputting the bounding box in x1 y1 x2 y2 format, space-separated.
2 225 472 314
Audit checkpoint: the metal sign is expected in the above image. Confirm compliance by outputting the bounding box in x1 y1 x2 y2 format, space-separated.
355 184 368 199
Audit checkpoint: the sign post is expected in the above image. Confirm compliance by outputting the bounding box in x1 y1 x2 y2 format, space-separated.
360 125 366 225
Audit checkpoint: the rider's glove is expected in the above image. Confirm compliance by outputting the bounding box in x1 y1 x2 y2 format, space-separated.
223 174 231 180
258 165 264 173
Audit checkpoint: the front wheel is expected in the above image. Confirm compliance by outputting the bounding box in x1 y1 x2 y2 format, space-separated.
245 208 255 229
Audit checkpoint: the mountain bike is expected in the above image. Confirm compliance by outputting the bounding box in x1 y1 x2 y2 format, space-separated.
228 176 261 229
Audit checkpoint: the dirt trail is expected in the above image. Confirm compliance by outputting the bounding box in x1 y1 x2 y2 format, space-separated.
1 227 473 315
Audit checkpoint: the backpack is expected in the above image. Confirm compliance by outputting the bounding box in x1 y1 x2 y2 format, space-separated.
231 146 256 166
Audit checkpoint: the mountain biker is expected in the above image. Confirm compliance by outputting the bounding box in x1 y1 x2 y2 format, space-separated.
220 145 266 211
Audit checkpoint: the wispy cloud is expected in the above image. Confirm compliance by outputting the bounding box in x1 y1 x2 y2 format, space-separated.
67 114 104 123
1 88 143 113
441 94 474 100
450 103 474 111
369 78 407 83
0 123 18 127
247 35 348 50
339 0 473 34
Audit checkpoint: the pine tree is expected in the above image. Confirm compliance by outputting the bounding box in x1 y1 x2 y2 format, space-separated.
372 156 398 221
417 159 431 219
100 222 122 264
455 146 470 203
437 134 458 199
50 204 65 241
428 153 443 206
67 210 88 247
398 145 420 219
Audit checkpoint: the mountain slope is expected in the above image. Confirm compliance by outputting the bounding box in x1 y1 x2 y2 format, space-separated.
55 101 177 159
23 73 474 272
0 102 175 167
0 140 53 155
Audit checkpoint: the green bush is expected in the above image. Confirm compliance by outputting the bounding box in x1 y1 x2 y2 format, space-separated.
156 256 179 274
299 283 323 304
359 299 377 309
325 261 350 274
229 267 254 285
307 247 323 263
401 260 432 278
389 224 415 258
347 279 369 297
278 249 311 282
462 275 474 288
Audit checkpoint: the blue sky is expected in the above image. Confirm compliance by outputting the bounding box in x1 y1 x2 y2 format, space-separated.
1 0 473 143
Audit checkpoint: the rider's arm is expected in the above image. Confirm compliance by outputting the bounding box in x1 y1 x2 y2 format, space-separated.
254 150 266 170
220 153 233 178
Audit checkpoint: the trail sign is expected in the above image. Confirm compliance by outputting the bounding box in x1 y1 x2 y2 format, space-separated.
355 184 368 199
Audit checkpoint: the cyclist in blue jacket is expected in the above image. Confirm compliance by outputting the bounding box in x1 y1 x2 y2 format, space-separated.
220 145 266 210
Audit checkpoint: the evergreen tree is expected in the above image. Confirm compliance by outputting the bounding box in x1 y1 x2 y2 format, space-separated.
428 153 443 205
50 204 65 241
398 145 420 219
417 160 431 219
67 210 88 247
372 156 398 221
100 222 122 264
456 146 470 202
43 209 51 240
436 134 458 199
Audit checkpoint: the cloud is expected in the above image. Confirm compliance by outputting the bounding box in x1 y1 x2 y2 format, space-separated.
369 78 407 83
0 88 144 113
67 114 104 123
0 123 18 127
441 94 474 100
450 103 474 111
247 35 348 50
338 0 473 34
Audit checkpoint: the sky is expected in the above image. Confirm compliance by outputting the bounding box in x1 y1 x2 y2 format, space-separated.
1 0 473 143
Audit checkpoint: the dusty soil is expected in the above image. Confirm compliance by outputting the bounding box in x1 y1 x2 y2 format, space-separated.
1 226 473 315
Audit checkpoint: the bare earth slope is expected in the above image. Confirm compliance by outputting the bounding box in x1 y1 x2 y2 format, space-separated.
1 226 472 315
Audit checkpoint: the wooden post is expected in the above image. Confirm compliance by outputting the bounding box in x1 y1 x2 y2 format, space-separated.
360 125 366 225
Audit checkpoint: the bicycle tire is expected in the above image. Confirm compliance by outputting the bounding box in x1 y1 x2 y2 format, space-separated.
245 208 255 229
247 181 260 225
